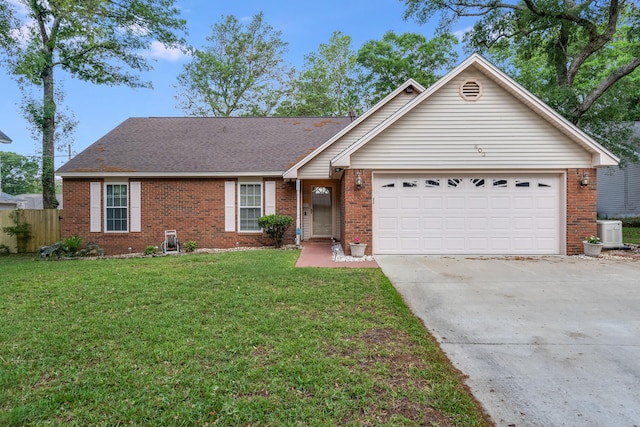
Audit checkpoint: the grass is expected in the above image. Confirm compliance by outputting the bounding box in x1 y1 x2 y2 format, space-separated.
0 251 489 426
623 227 640 244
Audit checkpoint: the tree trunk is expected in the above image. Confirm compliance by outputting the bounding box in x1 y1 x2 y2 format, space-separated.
554 22 570 87
41 64 57 209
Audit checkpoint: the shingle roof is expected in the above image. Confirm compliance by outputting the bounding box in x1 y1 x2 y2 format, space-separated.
57 117 352 175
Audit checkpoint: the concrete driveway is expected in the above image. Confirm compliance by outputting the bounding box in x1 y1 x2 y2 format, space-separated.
376 255 640 427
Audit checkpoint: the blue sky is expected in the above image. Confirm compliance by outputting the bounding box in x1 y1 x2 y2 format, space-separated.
0 0 471 170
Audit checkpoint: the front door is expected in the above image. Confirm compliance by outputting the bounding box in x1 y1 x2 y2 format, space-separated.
312 186 332 237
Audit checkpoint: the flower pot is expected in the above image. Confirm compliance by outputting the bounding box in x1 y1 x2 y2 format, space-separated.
349 243 366 258
583 241 604 257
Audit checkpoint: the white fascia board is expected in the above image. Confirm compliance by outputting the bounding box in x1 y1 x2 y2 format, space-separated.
57 171 285 179
282 79 426 179
592 152 620 167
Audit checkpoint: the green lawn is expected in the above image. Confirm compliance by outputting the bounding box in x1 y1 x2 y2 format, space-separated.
0 251 489 426
623 226 640 244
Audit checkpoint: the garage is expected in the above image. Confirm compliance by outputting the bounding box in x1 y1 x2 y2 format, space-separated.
373 174 562 255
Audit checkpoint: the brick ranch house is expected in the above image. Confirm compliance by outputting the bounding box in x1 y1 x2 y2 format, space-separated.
57 54 618 256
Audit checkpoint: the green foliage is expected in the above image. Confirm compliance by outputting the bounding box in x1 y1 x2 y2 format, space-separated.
183 240 197 252
623 226 640 244
585 235 601 244
0 0 187 208
1 209 31 253
0 152 41 195
357 31 458 106
619 217 640 227
0 251 489 426
144 245 157 256
257 214 293 248
276 31 364 116
0 244 10 255
61 235 83 257
175 13 290 117
402 0 640 163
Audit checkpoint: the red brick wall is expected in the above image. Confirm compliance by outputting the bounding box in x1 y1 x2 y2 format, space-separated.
566 168 597 255
341 169 373 255
62 178 297 255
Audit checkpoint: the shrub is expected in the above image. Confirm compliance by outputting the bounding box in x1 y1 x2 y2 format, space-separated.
621 217 640 228
2 209 32 253
184 240 197 252
0 244 10 255
62 235 83 257
257 214 293 248
144 245 157 255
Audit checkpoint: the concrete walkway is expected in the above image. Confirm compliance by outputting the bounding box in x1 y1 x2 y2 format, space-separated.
295 241 378 268
376 255 640 427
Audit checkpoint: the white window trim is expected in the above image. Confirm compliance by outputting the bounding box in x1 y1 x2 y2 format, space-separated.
104 182 129 233
238 180 263 233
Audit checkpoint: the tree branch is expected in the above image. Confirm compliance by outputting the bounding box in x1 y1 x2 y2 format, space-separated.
567 0 620 85
573 56 640 120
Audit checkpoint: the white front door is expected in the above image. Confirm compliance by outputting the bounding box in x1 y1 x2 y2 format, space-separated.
373 174 562 254
312 186 333 237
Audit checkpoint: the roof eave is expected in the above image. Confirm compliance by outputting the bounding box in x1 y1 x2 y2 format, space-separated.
283 79 426 179
58 171 286 179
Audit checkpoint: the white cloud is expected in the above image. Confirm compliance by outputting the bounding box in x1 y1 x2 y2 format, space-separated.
146 41 188 61
453 26 473 41
7 0 30 16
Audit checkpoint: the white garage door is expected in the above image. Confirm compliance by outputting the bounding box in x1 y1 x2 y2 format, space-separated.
373 174 562 254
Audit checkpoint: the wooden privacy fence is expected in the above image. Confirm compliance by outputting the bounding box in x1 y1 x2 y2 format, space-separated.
0 209 63 253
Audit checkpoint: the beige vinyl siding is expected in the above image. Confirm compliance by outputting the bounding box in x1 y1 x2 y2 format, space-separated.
297 91 418 179
350 71 592 170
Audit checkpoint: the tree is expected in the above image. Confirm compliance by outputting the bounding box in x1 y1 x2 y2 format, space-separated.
357 31 459 105
175 13 291 117
0 152 41 195
276 31 363 116
402 0 640 161
0 1 187 208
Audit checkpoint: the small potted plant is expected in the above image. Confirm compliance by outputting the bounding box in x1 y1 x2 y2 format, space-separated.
349 237 367 258
583 235 604 257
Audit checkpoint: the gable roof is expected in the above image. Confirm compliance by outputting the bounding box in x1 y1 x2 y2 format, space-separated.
57 117 352 177
283 79 425 179
330 54 619 168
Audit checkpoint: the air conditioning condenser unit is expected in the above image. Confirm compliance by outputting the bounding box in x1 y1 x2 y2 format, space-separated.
596 220 623 248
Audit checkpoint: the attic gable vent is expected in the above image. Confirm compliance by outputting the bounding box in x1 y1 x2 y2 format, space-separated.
460 80 482 101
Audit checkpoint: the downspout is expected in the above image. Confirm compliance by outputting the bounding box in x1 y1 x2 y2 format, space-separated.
295 179 301 246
